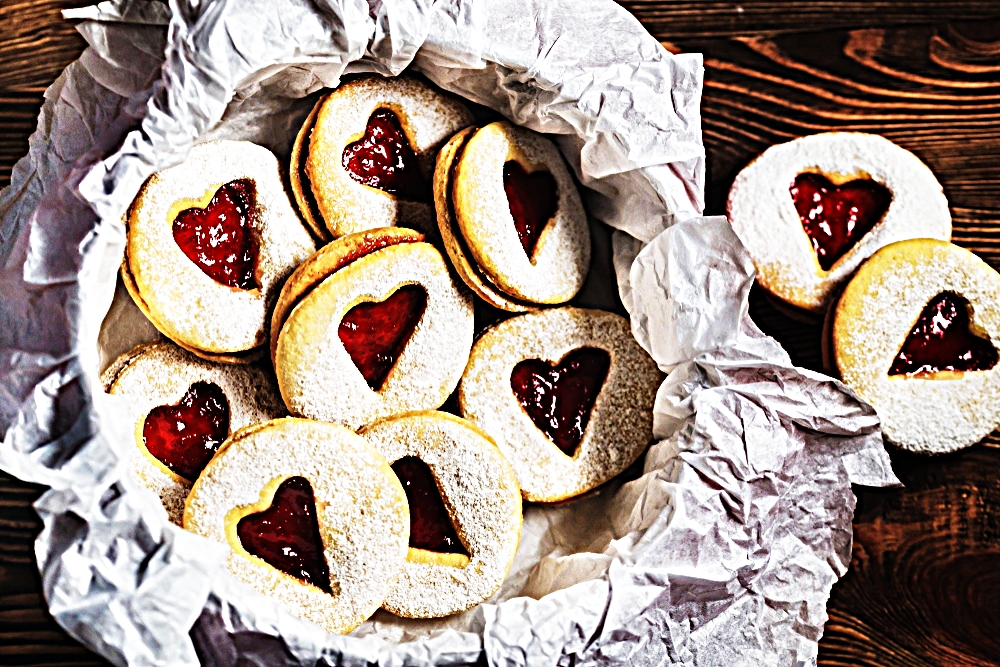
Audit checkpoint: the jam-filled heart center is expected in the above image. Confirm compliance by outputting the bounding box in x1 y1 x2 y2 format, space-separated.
392 456 468 557
889 291 998 376
172 179 260 290
510 347 611 456
339 284 428 391
342 108 427 201
790 172 891 271
237 476 333 593
142 381 230 482
503 161 558 260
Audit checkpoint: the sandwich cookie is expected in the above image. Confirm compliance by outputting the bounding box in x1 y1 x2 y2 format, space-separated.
183 418 410 634
291 75 474 240
437 121 590 309
728 132 951 314
833 239 1000 453
124 140 316 362
274 229 474 429
103 341 286 524
361 411 522 618
459 307 660 502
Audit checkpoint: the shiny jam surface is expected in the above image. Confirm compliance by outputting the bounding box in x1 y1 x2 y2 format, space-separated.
889 291 998 376
142 381 230 482
237 476 332 593
391 456 468 556
339 284 428 391
503 161 558 259
342 108 427 200
510 347 611 456
790 173 891 271
172 179 260 290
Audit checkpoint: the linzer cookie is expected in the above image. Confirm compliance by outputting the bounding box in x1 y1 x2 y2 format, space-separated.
183 418 409 634
435 121 590 309
274 230 474 429
291 75 474 240
459 307 659 502
124 140 316 362
360 411 521 618
728 132 951 313
103 341 286 524
833 239 1000 453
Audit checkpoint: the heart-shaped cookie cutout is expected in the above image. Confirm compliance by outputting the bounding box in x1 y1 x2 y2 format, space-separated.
236 476 333 593
339 284 428 391
503 161 558 260
889 291 999 376
142 381 230 481
172 179 260 290
790 172 891 271
392 456 468 556
510 347 611 456
342 108 427 201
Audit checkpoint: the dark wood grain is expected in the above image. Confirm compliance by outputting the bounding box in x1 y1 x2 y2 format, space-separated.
3 2 1000 666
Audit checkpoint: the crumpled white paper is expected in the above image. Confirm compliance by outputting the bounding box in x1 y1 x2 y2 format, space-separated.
0 0 898 664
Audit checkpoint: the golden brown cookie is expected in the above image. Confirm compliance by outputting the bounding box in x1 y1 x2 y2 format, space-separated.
292 75 474 240
459 307 660 502
360 411 522 618
183 418 409 634
124 140 316 362
728 132 951 313
833 239 1000 453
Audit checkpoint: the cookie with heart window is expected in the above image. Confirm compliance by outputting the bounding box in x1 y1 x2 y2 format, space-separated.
183 418 409 635
833 239 1000 453
459 307 660 502
436 121 590 308
124 140 316 363
102 341 286 524
291 75 474 241
359 411 521 618
727 132 951 314
273 229 474 429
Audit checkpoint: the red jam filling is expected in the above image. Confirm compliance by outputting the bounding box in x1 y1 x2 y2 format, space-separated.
889 292 998 376
339 284 428 391
790 173 891 271
391 456 468 556
342 108 427 201
172 179 260 290
510 347 611 456
142 381 230 482
503 161 558 259
236 476 332 593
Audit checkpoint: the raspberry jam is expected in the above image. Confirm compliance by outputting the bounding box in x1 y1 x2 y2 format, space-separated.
790 173 891 271
510 347 611 456
503 161 558 259
237 476 332 593
889 292 998 376
142 381 230 481
342 108 427 200
391 456 468 556
339 284 428 391
172 179 260 290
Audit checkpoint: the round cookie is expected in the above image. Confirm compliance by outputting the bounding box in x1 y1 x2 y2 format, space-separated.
459 307 660 502
451 121 590 305
183 418 410 635
727 132 951 313
275 239 474 430
833 239 1000 454
125 140 316 361
294 75 474 240
360 411 522 618
104 341 286 524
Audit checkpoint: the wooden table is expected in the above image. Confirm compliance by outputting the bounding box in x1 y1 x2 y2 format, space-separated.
3 1 1000 665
